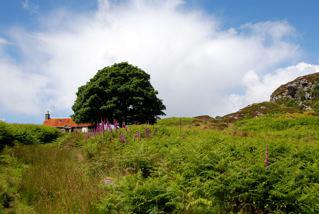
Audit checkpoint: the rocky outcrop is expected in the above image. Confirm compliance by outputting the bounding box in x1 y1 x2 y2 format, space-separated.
270 73 319 111
194 72 319 128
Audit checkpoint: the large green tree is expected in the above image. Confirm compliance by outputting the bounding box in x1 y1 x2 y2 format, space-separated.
72 62 166 124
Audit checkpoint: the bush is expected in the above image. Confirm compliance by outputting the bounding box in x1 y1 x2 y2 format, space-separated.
0 122 14 150
9 124 61 145
0 122 61 149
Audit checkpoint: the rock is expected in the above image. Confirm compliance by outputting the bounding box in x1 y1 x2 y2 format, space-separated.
194 115 213 121
270 72 319 111
102 177 113 185
255 111 263 116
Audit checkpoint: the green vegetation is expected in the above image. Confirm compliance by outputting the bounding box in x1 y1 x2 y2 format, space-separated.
0 122 61 213
0 122 14 150
2 114 319 213
0 121 61 151
72 62 166 124
221 101 300 123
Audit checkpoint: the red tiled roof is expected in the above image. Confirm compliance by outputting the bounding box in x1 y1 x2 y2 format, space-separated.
43 118 94 128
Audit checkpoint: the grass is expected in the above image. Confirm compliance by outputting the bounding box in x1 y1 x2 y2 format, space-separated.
2 114 319 213
16 145 103 213
1 138 104 213
220 101 301 123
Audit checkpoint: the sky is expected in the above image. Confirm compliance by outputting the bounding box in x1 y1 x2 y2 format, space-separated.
0 0 319 124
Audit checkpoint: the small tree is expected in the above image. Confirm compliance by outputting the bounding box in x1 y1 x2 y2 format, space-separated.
72 62 166 124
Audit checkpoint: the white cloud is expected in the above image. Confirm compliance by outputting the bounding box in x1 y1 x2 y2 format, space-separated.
0 0 316 119
228 62 319 111
240 21 296 41
21 0 39 14
0 38 8 45
0 59 48 114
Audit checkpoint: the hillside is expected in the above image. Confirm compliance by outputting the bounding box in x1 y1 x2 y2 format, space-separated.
193 102 302 129
271 72 319 111
2 74 319 213
1 114 319 213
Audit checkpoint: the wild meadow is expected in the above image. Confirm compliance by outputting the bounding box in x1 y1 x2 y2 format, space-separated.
1 114 319 213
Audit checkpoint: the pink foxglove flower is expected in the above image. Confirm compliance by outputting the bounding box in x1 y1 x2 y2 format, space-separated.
113 119 119 130
264 144 270 168
145 128 151 138
119 133 126 144
135 131 141 141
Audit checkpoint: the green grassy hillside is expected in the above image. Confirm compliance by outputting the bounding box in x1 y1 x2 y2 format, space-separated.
1 114 319 213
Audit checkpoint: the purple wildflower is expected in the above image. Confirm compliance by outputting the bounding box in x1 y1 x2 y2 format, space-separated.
264 144 270 168
145 128 151 138
122 121 127 131
106 120 112 132
135 131 141 141
119 133 126 144
113 119 119 130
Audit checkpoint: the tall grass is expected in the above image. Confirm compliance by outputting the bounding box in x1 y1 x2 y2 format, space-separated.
8 143 104 213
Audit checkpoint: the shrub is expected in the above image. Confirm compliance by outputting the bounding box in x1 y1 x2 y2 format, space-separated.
1 121 61 150
0 122 14 151
9 124 61 145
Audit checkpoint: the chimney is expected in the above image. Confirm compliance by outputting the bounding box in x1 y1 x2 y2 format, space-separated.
45 111 51 120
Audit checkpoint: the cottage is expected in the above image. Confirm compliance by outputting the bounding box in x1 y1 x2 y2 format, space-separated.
43 111 94 133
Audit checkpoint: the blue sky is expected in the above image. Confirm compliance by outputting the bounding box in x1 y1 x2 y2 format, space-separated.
0 0 319 124
204 0 319 64
197 0 319 63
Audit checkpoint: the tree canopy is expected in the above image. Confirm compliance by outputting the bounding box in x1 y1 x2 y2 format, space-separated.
72 62 166 124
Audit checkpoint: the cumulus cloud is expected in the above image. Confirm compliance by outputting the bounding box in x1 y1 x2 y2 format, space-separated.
0 37 48 115
0 53 48 114
0 0 316 121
